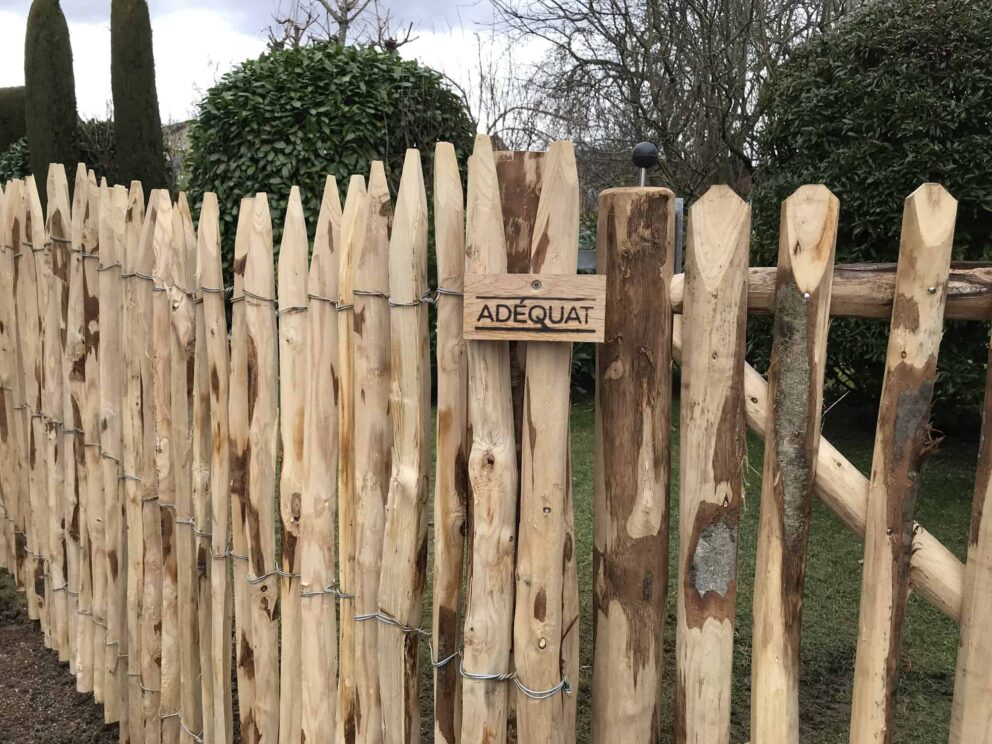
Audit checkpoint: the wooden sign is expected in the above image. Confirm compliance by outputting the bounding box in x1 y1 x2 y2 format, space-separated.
463 273 607 342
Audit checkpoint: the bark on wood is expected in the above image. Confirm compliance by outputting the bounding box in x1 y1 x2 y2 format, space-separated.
121 180 147 743
849 184 956 744
244 193 281 744
171 194 201 744
189 197 215 744
460 135 518 744
378 149 431 744
675 186 750 744
337 175 366 744
750 186 838 743
200 192 234 744
45 165 72 664
98 184 128 723
670 262 992 321
277 186 308 744
432 141 468 744
592 187 675 744
229 197 256 739
950 310 992 744
671 320 965 622
300 176 341 744
353 161 392 744
145 191 175 744
512 141 580 744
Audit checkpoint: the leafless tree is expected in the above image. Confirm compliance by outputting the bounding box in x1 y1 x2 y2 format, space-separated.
268 0 418 51
493 0 862 198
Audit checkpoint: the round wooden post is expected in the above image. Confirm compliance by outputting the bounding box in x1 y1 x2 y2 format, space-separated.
592 186 675 743
675 186 750 744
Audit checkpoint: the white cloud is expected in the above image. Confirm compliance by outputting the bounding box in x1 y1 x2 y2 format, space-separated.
0 7 266 123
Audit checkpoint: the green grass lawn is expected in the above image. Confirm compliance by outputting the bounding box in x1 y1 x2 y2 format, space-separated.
418 398 973 741
561 399 974 743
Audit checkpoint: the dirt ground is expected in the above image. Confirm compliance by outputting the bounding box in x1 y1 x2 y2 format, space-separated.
0 570 118 744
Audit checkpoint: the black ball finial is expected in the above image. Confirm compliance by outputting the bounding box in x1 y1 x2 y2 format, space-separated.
632 141 658 169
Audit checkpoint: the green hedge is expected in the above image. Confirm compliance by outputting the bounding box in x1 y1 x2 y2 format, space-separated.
751 0 992 414
186 42 475 276
0 87 26 153
0 137 31 183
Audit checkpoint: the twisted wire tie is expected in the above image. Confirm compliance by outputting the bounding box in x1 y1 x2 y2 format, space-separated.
307 292 337 306
458 660 573 699
49 236 72 245
100 451 120 464
300 581 354 600
96 261 122 273
246 567 300 584
276 305 307 318
354 609 430 638
121 270 154 281
119 472 141 482
431 646 461 669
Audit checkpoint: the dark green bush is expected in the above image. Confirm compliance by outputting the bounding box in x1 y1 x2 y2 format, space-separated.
111 0 168 189
751 0 992 414
78 118 118 185
186 42 474 275
24 0 78 198
0 87 26 153
0 137 31 183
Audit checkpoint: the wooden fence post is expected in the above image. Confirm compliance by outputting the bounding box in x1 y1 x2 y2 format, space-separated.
950 304 992 744
849 184 956 744
432 141 468 744
229 196 256 738
750 186 838 743
199 192 234 744
122 180 147 743
378 148 431 744
512 141 580 744
0 184 23 595
65 166 89 681
337 175 366 743
277 185 308 744
245 193 281 744
45 164 73 663
460 135 518 744
300 176 342 743
353 160 392 744
675 186 750 744
592 186 675 743
98 183 128 723
172 193 200 743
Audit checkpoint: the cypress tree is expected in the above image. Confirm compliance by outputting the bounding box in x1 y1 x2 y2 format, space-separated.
24 0 78 191
0 87 27 153
111 0 168 189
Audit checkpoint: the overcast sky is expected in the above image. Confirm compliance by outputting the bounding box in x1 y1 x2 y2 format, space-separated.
0 0 500 123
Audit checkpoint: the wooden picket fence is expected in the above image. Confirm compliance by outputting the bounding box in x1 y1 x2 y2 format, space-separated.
0 134 990 744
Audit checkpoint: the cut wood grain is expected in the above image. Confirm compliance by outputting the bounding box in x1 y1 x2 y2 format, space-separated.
199 192 234 744
849 184 956 744
512 141 580 744
675 186 750 744
171 193 200 744
122 181 147 744
750 186 839 743
244 193 281 744
300 176 341 744
431 141 468 744
353 160 392 744
592 187 675 744
670 262 992 320
460 135 519 744
98 183 127 723
950 312 992 744
337 175 366 744
277 185 308 744
45 165 72 664
229 196 256 739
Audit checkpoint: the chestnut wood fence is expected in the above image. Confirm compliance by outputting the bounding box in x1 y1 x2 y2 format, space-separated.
0 135 990 744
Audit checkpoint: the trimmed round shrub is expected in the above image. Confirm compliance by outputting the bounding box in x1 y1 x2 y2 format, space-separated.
0 137 31 183
186 43 475 275
751 0 992 415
